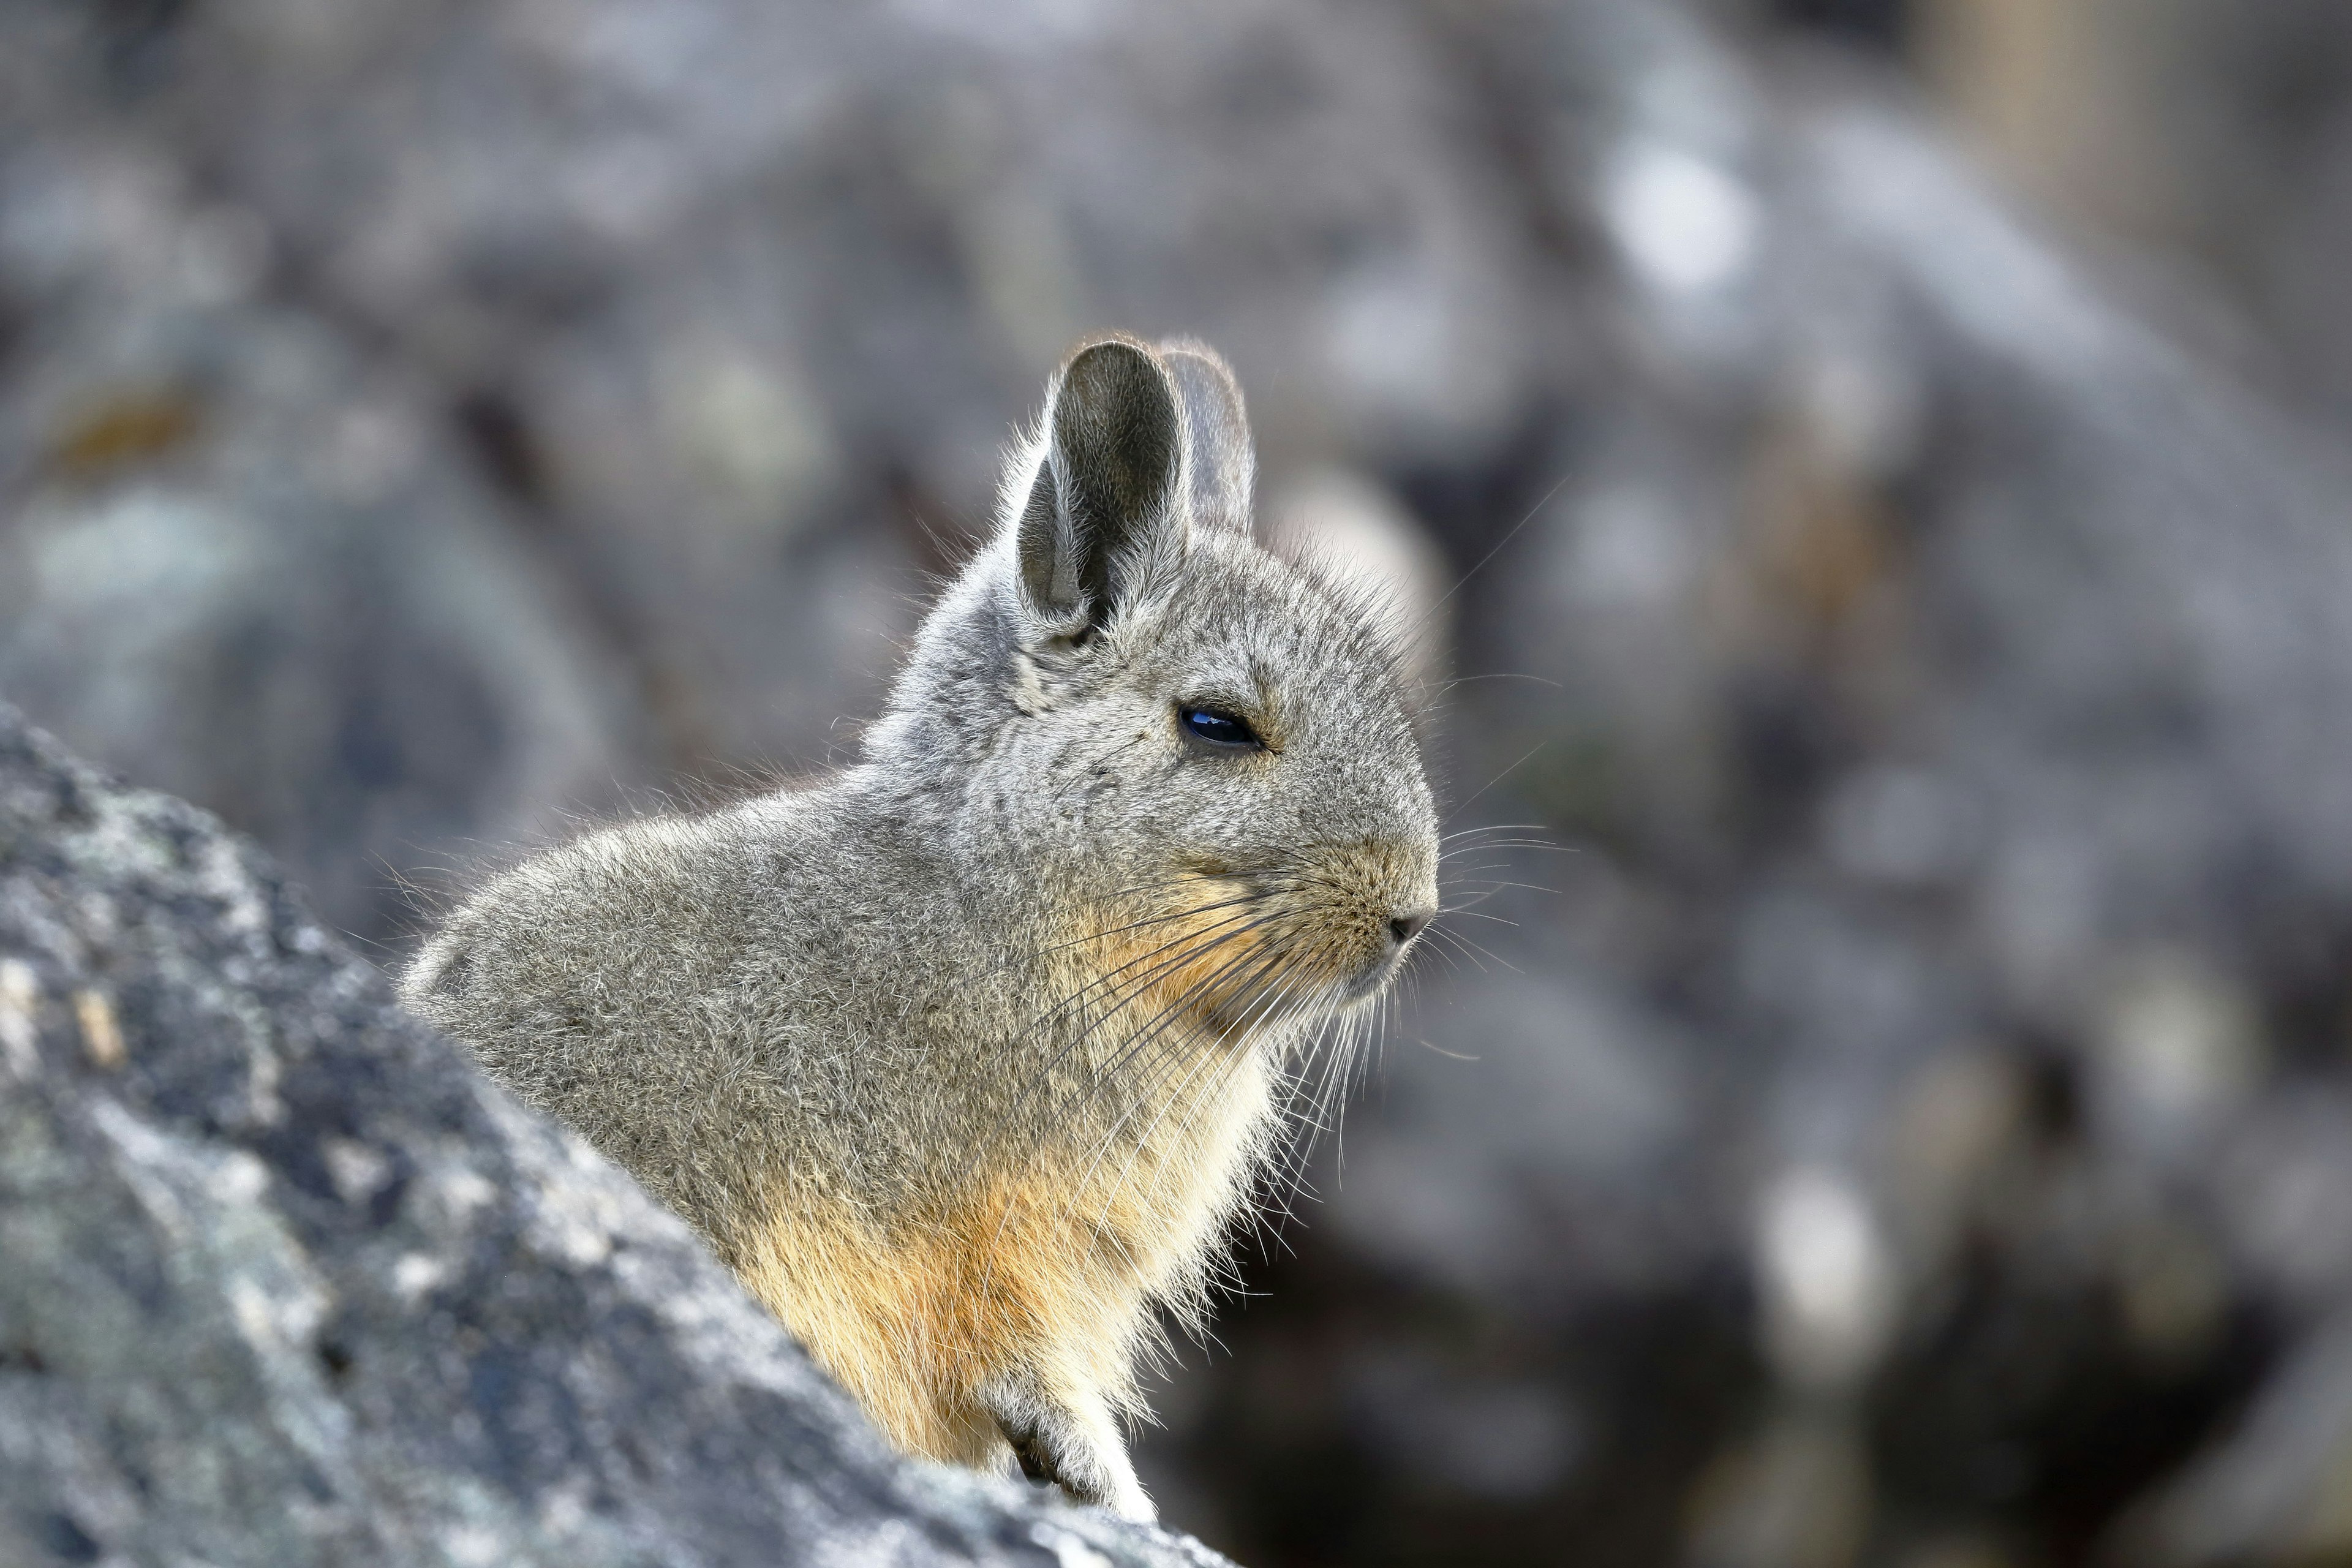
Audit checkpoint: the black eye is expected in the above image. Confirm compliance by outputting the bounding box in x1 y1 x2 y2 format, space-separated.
1180 705 1262 750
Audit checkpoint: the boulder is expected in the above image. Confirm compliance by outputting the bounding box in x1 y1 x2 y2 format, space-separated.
0 702 1231 1568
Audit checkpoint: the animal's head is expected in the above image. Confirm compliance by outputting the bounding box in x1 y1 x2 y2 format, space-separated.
872 336 1439 1031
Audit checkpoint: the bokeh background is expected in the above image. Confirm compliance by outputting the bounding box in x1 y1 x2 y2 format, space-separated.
9 1 2352 1563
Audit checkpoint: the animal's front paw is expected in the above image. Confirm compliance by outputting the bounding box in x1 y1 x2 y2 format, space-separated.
1049 1447 1155 1525
990 1401 1155 1523
1003 1419 1058 1485
1089 1471 1156 1525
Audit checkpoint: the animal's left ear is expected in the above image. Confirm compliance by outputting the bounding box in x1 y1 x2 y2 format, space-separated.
1158 339 1255 535
1016 336 1188 635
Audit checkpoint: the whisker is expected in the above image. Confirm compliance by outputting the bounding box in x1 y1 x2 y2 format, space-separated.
1430 927 1518 973
1442 741 1548 826
1030 891 1269 959
1433 671 1565 692
1437 841 1578 860
1415 468 1572 631
1022 906 1271 1050
1439 822 1553 842
1036 944 1299 1266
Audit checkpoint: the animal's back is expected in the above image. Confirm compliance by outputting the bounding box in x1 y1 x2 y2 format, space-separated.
410 791 886 1237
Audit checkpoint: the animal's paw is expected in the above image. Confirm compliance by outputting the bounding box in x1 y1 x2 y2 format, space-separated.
991 1396 1155 1523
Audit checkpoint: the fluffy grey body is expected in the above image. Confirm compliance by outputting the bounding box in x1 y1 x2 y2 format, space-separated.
404 336 1439 1520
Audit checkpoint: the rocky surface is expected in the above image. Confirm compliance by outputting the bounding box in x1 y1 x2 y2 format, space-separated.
0 701 1230 1568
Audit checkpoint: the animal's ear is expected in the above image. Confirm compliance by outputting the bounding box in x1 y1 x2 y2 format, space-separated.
1158 339 1254 534
1017 337 1187 632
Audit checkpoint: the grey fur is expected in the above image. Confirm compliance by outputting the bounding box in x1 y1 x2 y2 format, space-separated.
403 336 1439 1523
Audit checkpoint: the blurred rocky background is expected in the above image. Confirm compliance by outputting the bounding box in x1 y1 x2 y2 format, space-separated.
7 0 2352 1563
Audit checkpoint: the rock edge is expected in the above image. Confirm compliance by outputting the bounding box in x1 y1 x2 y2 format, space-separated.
0 701 1232 1568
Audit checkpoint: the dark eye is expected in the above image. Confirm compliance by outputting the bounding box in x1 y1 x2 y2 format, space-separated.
1180 705 1262 751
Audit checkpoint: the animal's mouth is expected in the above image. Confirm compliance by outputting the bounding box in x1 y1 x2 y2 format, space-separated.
1339 946 1408 1004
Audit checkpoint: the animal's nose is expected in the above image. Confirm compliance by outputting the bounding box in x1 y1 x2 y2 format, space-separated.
1387 908 1433 948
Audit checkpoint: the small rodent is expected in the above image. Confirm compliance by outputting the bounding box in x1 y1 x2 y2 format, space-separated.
402 335 1439 1520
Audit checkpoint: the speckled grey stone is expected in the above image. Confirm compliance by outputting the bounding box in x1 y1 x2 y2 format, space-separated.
0 702 1234 1568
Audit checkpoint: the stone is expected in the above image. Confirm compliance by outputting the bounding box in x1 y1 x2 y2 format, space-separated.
0 702 1232 1568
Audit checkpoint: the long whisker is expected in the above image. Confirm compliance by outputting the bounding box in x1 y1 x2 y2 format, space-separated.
971 931 1292 1308
1018 905 1270 1057
1031 891 1268 959
1417 468 1572 631
1013 942 1297 1295
1437 842 1578 860
1439 822 1553 842
1433 671 1566 692
1443 741 1547 826
969 912 1275 1185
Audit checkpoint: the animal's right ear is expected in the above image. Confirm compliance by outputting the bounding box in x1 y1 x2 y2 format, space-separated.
1158 339 1254 534
1016 337 1186 635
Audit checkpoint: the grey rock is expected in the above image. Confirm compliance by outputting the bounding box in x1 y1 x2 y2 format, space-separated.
0 702 1233 1568
0 51 640 946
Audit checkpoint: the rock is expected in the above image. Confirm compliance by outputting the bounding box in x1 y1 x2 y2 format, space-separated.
0 54 639 946
0 702 1232 1568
